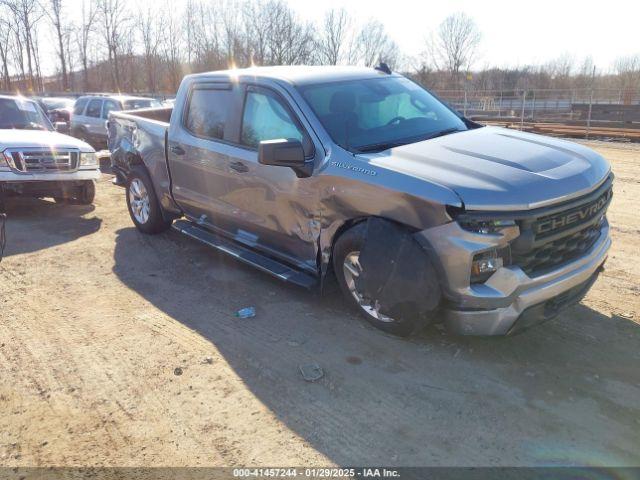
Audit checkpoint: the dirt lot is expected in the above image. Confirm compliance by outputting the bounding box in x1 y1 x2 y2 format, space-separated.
0 141 639 468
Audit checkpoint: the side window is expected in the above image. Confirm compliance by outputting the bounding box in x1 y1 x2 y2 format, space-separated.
74 98 88 115
241 91 307 153
184 87 231 140
102 100 121 119
86 99 102 118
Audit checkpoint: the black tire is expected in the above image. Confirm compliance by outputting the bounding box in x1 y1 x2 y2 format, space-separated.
332 223 426 337
76 181 96 205
126 166 172 234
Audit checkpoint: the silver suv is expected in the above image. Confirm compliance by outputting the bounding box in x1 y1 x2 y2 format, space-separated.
71 95 161 148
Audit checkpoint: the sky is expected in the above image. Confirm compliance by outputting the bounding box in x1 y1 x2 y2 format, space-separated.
287 0 639 71
40 0 640 74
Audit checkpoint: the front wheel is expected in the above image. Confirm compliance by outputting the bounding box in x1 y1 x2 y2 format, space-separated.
333 223 428 336
76 181 95 205
126 167 172 234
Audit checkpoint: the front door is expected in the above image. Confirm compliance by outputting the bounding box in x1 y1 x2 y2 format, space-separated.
218 86 319 270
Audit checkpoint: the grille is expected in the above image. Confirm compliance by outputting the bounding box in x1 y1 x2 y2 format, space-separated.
6 149 79 173
532 186 613 241
513 225 602 276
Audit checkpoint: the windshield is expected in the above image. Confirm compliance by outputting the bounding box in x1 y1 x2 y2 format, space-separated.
0 98 52 130
298 76 467 153
123 98 161 110
42 98 75 110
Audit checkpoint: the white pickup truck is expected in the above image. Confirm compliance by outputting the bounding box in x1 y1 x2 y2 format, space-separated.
0 95 100 204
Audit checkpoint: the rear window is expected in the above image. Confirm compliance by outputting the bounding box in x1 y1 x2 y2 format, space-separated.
123 99 161 110
74 98 88 115
184 86 232 140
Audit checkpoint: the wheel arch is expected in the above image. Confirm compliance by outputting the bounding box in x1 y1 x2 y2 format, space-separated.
320 215 422 280
127 160 179 223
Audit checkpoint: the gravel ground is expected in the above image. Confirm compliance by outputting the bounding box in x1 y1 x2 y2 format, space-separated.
0 141 638 468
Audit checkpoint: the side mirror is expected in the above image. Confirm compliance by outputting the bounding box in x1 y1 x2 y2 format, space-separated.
54 122 69 134
258 138 311 178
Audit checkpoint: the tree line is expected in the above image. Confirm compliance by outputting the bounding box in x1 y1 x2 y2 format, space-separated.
0 0 638 96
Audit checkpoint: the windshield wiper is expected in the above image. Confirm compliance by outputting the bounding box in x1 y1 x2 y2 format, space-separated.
355 140 411 153
422 127 464 140
355 128 465 153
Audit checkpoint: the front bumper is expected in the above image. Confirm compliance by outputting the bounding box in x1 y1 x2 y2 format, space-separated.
0 169 101 182
417 219 611 335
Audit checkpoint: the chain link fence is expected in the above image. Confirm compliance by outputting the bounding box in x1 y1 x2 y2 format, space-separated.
433 88 640 140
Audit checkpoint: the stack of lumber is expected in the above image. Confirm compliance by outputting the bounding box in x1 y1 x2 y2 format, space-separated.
481 121 640 141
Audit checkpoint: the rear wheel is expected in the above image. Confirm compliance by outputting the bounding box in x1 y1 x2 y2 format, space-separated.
126 167 172 234
333 223 426 336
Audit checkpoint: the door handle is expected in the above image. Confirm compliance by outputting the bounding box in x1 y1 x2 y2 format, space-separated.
229 161 249 173
170 145 185 155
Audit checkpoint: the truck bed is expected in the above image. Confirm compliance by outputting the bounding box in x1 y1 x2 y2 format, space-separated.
108 107 175 211
125 106 173 124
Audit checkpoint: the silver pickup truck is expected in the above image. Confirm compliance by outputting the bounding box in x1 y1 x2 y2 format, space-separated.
1 95 100 204
108 66 612 336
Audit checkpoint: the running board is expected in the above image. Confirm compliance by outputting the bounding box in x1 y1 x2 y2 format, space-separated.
172 220 318 289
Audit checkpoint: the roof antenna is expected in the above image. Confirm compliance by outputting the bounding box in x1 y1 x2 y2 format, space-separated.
375 62 392 74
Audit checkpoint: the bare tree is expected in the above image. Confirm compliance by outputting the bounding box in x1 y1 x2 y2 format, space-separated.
265 0 314 65
219 0 246 66
162 2 183 91
0 10 12 89
182 0 196 65
355 20 398 68
426 12 481 79
137 5 165 92
614 54 640 89
42 0 69 90
316 8 353 65
189 0 224 70
242 0 271 65
97 0 128 90
75 0 97 91
1 0 44 91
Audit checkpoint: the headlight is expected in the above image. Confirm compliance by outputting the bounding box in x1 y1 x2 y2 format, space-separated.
80 152 98 167
459 219 516 234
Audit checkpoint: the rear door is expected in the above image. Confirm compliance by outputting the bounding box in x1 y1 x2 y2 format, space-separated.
166 81 239 233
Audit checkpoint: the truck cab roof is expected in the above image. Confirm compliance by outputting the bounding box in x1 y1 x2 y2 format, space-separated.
187 65 399 86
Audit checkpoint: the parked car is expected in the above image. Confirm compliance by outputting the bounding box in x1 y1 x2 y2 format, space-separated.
108 66 612 336
0 94 100 204
34 96 76 124
71 94 161 149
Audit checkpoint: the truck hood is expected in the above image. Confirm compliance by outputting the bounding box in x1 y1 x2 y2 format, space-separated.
0 129 94 152
364 126 611 211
